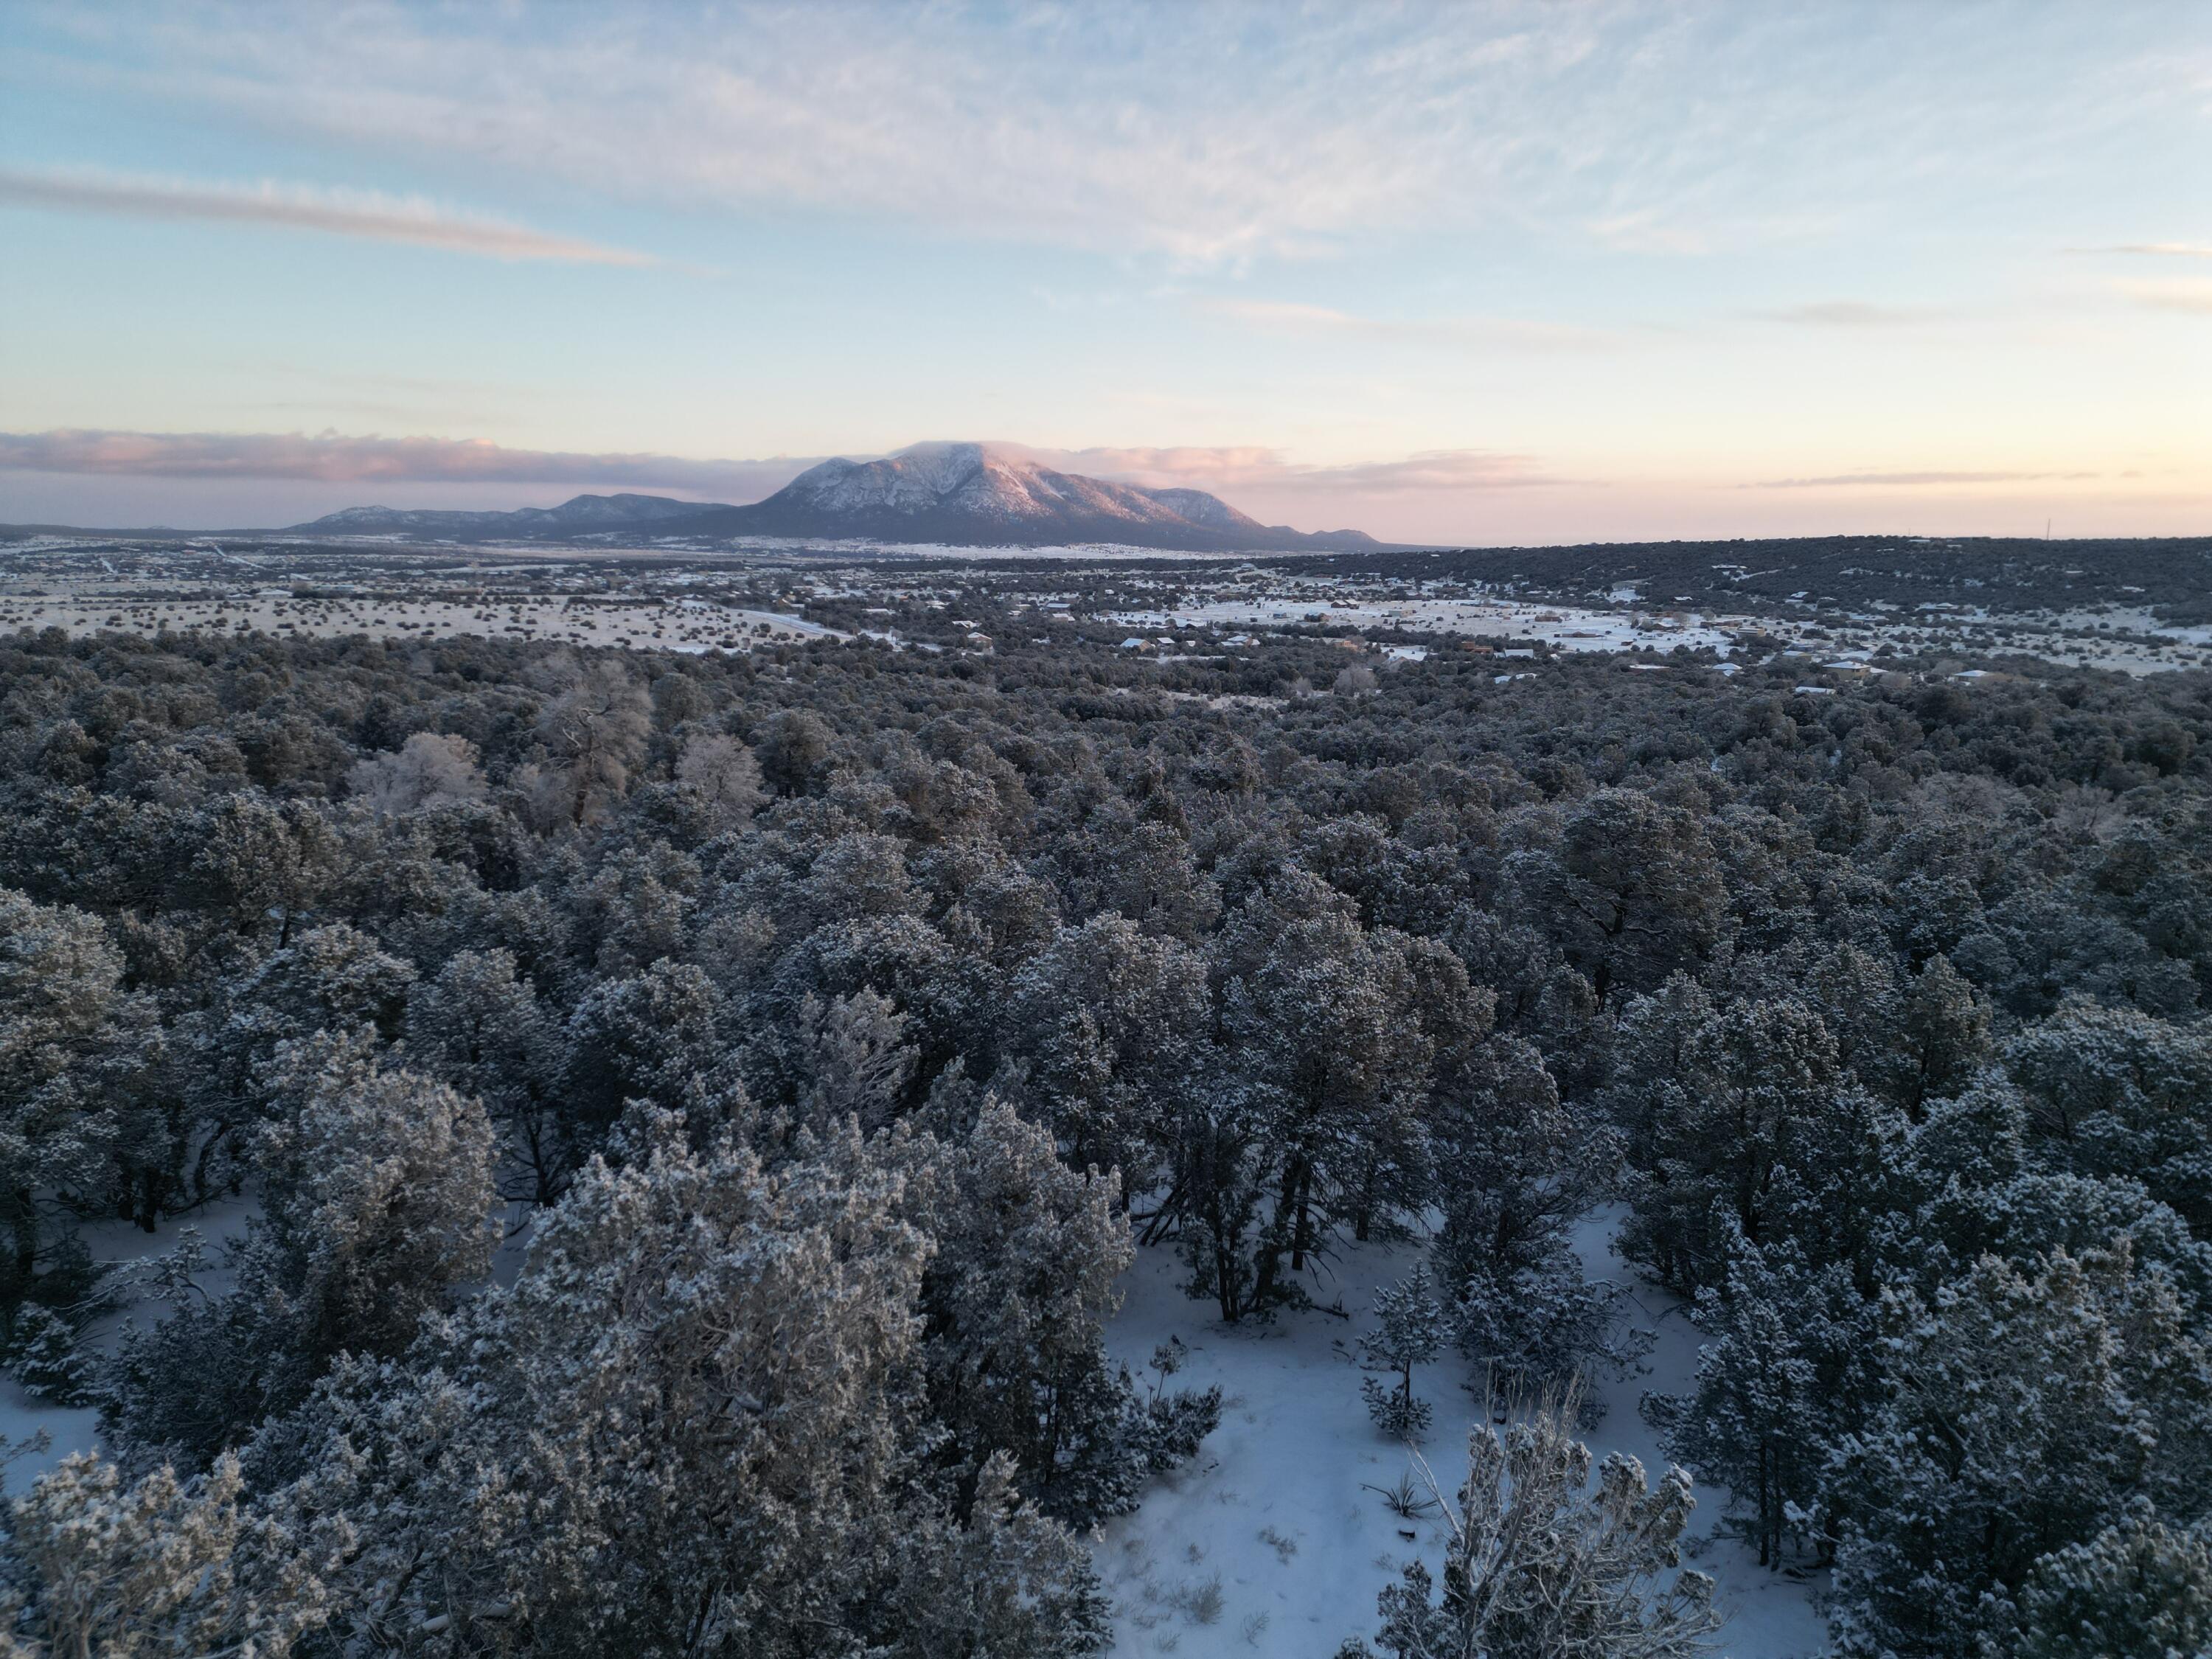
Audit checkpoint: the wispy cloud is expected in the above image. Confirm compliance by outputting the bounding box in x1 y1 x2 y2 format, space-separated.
1198 299 1627 353
2112 277 2212 315
1032 444 1573 493
0 166 660 266
2077 242 2212 258
0 428 1571 501
1751 469 2100 490
1751 301 1954 327
22 4 2195 265
0 430 812 497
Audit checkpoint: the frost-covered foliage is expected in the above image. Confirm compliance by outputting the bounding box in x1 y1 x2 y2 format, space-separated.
240 1113 1112 1655
1823 1243 2212 1659
100 1032 499 1469
1992 1503 2212 1659
1360 1265 1447 1442
901 1096 1220 1524
1 617 2208 1652
1341 1393 1722 1659
0 1452 319 1658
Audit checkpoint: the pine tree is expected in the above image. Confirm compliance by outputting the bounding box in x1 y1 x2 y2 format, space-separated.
1361 1265 1447 1442
1995 1503 2212 1659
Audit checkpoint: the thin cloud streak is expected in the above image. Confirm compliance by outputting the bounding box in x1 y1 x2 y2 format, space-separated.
2112 277 2212 315
1032 444 1575 493
1199 299 1629 353
0 431 813 498
1751 301 1953 327
1752 469 2101 490
1 429 1574 503
2082 243 2212 258
0 166 661 266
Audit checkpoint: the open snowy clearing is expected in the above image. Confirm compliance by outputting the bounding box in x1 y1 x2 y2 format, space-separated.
1104 597 1748 657
1093 1209 1828 1658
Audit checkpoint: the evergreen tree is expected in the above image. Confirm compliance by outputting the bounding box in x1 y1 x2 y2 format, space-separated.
1360 1265 1447 1442
1826 1244 2212 1659
1351 1392 1724 1658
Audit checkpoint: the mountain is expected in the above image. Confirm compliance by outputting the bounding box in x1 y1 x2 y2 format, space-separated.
288 493 726 538
655 443 1380 551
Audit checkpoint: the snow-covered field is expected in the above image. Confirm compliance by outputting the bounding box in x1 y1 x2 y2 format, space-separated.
1093 1211 1829 1658
1104 596 1747 656
0 593 841 653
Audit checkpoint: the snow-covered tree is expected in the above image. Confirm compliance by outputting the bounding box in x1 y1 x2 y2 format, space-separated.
673 729 768 825
1361 1264 1447 1442
0 888 153 1315
0 1451 318 1658
406 946 571 1203
1993 1503 2212 1659
2006 998 2212 1236
249 1111 1110 1655
900 1098 1217 1523
1349 1392 1724 1658
1825 1243 2212 1659
347 731 488 817
102 1033 498 1467
527 652 652 827
1668 1232 1872 1568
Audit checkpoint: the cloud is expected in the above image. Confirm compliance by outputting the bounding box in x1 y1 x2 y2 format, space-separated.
2113 277 2212 315
20 4 2197 265
2079 243 2212 258
1197 299 1626 353
1751 469 2100 489
0 166 660 265
0 430 813 498
1751 301 1953 327
1030 444 1573 493
0 428 1573 503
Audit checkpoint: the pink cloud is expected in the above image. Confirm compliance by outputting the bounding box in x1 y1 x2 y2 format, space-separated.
0 429 813 498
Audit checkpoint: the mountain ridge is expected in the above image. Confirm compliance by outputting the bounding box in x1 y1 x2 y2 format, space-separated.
269 443 1380 551
660 442 1379 551
288 492 720 538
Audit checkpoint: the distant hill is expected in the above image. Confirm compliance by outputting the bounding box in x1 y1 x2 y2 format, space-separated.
11 445 1384 552
654 442 1380 552
288 493 724 538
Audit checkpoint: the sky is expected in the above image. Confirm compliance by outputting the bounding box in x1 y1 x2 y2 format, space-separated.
1 1 2207 544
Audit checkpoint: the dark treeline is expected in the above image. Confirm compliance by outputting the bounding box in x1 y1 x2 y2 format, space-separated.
1 621 2209 1657
1307 533 2212 625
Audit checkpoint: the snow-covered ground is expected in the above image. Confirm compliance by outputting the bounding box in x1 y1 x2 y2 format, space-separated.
0 1198 254 1488
0 593 840 654
1102 596 1745 658
12 1192 1830 1656
1093 1210 1829 1658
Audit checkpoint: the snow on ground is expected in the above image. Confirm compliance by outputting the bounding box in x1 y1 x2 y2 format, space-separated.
1 1198 253 1488
1101 596 1744 658
1094 1208 1829 1658
0 592 841 654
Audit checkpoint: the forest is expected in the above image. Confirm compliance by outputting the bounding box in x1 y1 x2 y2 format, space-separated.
2 619 2210 1658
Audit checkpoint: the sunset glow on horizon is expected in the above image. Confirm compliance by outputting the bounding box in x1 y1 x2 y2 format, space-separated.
1 1 2205 543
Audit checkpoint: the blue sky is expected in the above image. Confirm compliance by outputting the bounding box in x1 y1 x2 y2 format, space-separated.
1 1 2206 541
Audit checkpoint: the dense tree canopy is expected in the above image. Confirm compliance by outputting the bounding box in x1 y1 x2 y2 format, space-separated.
1 617 2208 1655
